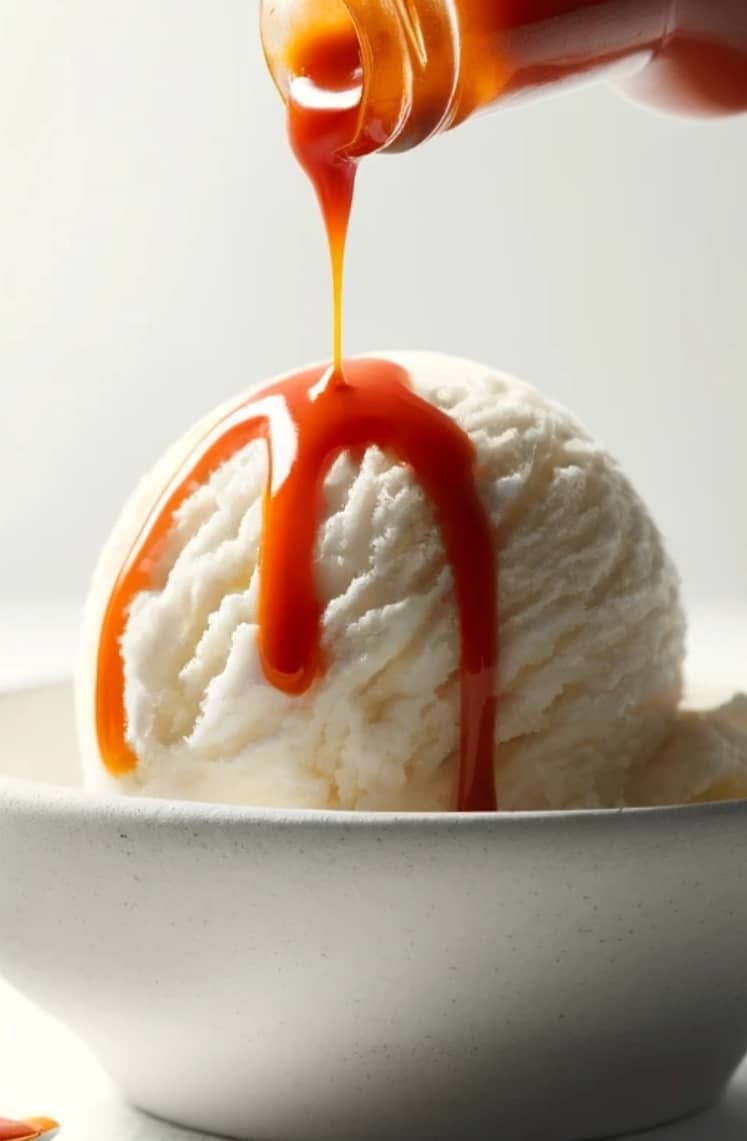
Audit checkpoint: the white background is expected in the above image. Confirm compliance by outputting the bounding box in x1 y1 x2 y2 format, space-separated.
0 1 745 614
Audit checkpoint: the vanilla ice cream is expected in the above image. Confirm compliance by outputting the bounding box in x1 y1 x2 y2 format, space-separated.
628 696 747 805
77 351 747 811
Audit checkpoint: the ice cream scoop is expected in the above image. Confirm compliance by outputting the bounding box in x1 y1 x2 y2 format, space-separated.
76 350 745 812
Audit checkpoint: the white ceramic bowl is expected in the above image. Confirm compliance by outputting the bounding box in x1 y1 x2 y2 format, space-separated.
2 682 747 1141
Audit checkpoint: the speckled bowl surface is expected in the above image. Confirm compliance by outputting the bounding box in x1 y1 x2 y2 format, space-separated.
2 681 747 1141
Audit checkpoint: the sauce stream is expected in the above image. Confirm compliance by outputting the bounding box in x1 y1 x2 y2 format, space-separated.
96 17 500 811
287 25 363 378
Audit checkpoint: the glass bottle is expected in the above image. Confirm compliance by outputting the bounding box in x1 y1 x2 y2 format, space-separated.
261 0 747 157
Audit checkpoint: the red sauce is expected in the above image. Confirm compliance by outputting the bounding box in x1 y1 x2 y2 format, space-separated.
286 25 363 376
96 360 498 811
0 1125 35 1141
461 0 747 116
96 13 500 811
0 1121 57 1141
267 1 747 161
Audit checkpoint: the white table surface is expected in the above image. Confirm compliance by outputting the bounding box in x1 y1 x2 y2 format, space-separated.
2 604 747 1139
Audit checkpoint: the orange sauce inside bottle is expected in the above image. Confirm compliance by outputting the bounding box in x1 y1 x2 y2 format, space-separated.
263 1 747 160
432 0 747 126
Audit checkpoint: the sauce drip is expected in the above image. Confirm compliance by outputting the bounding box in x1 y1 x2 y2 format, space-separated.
96 9 500 811
286 25 363 378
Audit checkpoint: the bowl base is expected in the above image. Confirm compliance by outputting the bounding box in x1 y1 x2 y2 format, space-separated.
130 1085 724 1141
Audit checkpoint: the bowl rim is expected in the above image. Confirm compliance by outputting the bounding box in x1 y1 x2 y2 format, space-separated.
2 677 747 831
2 772 747 831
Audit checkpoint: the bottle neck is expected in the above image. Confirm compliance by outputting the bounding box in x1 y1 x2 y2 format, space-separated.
261 1 677 158
348 0 463 154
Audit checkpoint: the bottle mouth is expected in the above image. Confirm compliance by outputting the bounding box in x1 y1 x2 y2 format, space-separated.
260 0 461 156
261 0 369 155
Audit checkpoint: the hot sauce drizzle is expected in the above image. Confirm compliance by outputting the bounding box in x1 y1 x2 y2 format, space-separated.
286 23 363 378
96 18 500 811
96 361 498 810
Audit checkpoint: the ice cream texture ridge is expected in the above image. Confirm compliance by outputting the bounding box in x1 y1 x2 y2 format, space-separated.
77 351 747 812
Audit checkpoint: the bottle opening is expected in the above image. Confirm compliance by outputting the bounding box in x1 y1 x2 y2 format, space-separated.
262 1 468 154
261 0 365 152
